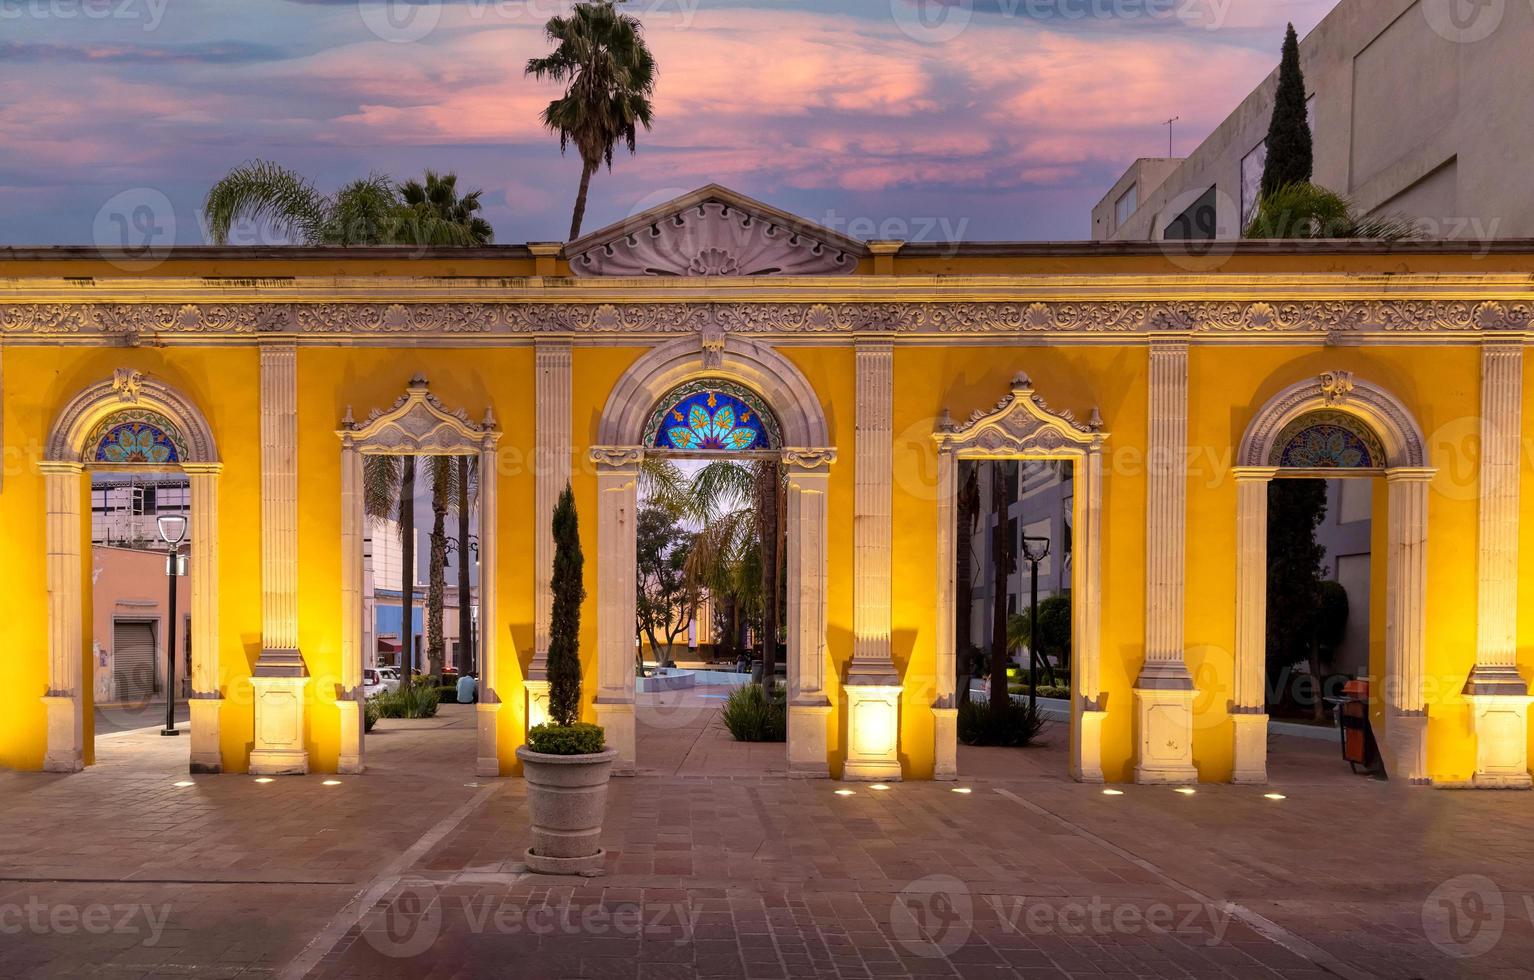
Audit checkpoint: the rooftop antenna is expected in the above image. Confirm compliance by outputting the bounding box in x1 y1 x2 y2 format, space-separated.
1164 116 1180 157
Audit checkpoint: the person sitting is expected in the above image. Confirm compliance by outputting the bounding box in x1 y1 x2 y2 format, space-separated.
456 671 477 704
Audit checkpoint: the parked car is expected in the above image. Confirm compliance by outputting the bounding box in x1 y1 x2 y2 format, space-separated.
374 667 402 693
362 668 387 700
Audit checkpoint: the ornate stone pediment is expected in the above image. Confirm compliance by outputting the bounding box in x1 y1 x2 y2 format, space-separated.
340 375 497 454
566 185 863 277
936 373 1105 457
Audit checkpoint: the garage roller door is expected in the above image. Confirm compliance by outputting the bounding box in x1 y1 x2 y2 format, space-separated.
113 621 158 702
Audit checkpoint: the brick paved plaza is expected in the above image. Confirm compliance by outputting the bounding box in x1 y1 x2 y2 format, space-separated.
2 695 1531 979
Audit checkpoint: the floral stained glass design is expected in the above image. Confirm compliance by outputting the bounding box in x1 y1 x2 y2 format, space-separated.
89 410 184 464
645 380 779 452
1271 410 1385 469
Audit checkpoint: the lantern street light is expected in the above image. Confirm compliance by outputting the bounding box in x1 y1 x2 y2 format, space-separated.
1019 535 1051 714
156 514 188 737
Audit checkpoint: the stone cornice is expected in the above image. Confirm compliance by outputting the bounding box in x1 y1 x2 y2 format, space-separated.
1 283 1531 344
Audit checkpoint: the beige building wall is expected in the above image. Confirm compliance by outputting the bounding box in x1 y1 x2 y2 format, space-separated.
1093 0 1534 241
91 546 190 704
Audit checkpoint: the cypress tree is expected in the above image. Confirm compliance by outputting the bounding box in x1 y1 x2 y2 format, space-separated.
1261 23 1313 198
548 482 585 728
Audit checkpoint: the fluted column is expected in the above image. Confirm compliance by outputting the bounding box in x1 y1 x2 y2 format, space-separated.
591 446 641 774
41 461 85 773
1231 468 1277 784
1385 469 1434 785
527 339 571 732
476 432 502 777
1072 443 1108 784
1466 335 1531 787
336 440 365 774
185 464 224 774
932 444 958 781
251 343 308 775
1134 331 1198 784
785 449 836 778
845 339 902 780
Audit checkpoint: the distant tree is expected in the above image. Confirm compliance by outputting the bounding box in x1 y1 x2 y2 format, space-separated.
1008 594 1072 687
635 504 694 668
1309 580 1351 720
526 0 657 240
1261 23 1313 199
988 462 1017 723
1265 480 1327 712
955 461 981 705
548 483 586 728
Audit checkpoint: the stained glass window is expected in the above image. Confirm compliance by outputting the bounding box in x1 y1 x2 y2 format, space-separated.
1270 411 1385 469
87 410 185 465
644 380 779 452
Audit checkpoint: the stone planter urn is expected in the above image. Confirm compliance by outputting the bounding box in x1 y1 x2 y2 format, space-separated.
515 745 619 875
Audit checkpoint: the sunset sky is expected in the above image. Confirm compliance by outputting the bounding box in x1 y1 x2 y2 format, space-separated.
0 0 1338 245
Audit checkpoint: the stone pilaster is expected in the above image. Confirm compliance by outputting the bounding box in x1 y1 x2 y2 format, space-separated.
1385 469 1434 785
592 446 641 774
1134 331 1198 784
41 460 85 773
184 464 224 774
932 444 959 781
1072 443 1108 784
527 339 572 732
785 449 836 778
1231 468 1277 784
1466 335 1532 787
251 343 308 775
476 431 502 777
337 439 365 774
845 339 902 780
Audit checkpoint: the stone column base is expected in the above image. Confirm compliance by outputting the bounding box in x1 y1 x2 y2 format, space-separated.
250 663 309 775
787 701 832 778
843 684 902 782
525 679 550 732
594 699 636 775
42 694 83 773
475 701 502 778
1382 710 1430 786
1230 711 1268 785
189 697 224 774
1072 706 1107 784
1133 687 1198 784
1466 693 1533 789
933 703 958 781
337 695 364 775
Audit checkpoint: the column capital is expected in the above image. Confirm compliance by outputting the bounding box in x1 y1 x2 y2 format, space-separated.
1232 466 1279 482
1384 467 1437 484
783 447 837 471
38 459 84 476
181 461 224 477
589 445 644 470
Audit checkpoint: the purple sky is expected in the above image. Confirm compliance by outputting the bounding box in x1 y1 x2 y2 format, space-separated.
0 0 1336 245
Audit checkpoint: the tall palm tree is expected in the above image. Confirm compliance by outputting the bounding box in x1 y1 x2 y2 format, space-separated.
954 461 980 705
455 456 478 676
424 456 465 679
525 0 657 240
364 455 418 682
988 462 1017 723
203 162 493 246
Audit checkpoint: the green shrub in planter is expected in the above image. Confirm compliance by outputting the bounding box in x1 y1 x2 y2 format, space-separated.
364 696 381 733
958 698 1048 747
527 721 606 756
722 684 786 742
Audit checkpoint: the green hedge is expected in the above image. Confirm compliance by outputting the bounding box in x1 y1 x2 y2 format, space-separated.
527 722 606 755
370 685 440 720
722 684 786 742
958 699 1048 748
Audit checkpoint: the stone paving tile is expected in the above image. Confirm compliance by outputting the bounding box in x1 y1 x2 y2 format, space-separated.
3 705 1533 978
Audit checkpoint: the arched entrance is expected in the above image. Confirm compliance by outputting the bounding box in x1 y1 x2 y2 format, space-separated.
591 337 836 776
337 377 502 776
932 374 1109 782
1232 372 1433 785
43 370 222 773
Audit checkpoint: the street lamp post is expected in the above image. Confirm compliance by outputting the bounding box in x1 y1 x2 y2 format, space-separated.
1020 535 1051 715
157 514 188 738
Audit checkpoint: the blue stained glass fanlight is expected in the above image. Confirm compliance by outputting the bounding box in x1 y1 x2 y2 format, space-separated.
89 410 184 465
645 380 779 452
1271 410 1385 469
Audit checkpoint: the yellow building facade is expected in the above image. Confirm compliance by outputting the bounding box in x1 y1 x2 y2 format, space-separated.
3 186 1532 786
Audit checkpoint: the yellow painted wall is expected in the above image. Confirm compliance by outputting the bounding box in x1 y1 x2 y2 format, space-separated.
0 346 261 771
293 349 537 774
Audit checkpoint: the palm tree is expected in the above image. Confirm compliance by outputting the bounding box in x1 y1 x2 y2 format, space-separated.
988 462 1017 723
954 462 980 705
364 455 418 682
525 0 657 240
1246 183 1415 241
202 162 494 246
424 456 460 679
455 456 478 676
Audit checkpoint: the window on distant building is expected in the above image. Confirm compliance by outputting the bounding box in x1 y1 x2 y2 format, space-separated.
1115 184 1138 228
1163 186 1219 240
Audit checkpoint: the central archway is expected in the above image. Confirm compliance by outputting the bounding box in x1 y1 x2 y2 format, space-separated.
592 336 836 776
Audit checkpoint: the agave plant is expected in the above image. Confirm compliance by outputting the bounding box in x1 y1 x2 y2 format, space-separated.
1245 183 1416 241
